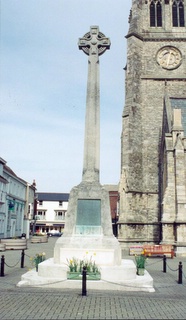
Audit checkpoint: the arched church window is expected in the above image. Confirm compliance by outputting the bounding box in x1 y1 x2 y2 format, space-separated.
150 1 156 26
157 1 162 26
172 1 178 26
150 0 162 27
179 1 185 26
172 0 185 27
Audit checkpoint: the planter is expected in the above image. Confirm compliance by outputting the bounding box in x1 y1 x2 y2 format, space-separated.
31 236 41 243
87 273 101 280
67 272 82 280
32 254 46 272
0 238 27 250
31 235 48 243
137 268 145 276
0 243 6 251
67 271 101 280
40 235 48 243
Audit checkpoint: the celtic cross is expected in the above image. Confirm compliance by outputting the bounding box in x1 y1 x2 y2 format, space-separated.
78 26 110 58
78 26 110 183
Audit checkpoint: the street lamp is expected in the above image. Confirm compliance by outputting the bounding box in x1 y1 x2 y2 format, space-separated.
32 214 40 234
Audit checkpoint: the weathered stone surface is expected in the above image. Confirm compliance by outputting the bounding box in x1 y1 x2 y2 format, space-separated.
78 26 110 183
119 0 186 254
55 26 122 267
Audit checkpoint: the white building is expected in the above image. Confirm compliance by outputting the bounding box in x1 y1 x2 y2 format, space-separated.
35 193 69 234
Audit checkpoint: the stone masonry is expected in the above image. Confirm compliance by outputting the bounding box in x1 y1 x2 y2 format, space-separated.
119 0 186 253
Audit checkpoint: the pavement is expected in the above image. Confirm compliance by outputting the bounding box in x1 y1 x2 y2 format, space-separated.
0 237 186 319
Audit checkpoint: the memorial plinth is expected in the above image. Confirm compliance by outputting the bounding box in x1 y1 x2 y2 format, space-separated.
54 180 121 266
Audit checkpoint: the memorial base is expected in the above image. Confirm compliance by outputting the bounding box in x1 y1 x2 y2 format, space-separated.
54 235 122 266
17 258 154 292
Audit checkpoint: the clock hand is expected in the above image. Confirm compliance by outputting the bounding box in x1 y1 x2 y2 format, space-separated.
166 52 171 67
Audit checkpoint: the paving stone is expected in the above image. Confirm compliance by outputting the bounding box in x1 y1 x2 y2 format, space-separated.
0 238 186 319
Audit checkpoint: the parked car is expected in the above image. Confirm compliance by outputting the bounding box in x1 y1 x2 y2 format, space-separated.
47 230 62 237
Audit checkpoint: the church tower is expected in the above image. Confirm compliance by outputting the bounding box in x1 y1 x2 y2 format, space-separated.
119 0 186 251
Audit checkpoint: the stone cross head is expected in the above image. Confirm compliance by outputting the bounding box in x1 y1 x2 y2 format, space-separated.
78 26 110 56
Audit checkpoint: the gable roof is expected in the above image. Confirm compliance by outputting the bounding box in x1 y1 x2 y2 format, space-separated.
4 165 17 177
36 192 69 202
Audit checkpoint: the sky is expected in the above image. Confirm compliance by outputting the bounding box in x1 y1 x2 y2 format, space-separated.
1 0 131 193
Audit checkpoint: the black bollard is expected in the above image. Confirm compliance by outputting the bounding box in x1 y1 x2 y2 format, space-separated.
1 255 5 277
82 266 87 296
163 255 167 273
21 249 25 268
178 261 183 284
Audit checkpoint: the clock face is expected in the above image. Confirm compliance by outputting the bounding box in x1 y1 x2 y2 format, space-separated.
157 46 182 70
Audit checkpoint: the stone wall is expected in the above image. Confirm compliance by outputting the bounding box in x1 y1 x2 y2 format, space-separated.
119 0 186 251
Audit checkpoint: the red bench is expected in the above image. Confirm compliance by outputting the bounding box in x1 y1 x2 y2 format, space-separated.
143 244 174 259
129 246 143 255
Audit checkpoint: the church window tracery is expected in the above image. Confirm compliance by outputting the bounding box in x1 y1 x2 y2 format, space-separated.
150 0 162 27
172 0 185 27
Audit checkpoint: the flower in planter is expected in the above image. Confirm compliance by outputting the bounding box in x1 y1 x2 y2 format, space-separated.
83 254 100 274
67 254 100 274
30 252 46 271
66 257 79 272
135 250 148 270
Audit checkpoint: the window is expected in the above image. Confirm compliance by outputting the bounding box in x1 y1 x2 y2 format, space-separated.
59 201 63 206
56 211 66 220
172 0 185 27
150 0 162 27
0 218 5 234
37 211 46 219
150 1 156 26
173 1 178 25
157 1 162 26
179 1 185 26
39 201 43 206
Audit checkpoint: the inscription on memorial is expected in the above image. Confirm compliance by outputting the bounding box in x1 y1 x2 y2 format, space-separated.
76 199 101 235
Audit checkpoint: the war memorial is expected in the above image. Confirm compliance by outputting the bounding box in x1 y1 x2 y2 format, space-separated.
17 26 154 292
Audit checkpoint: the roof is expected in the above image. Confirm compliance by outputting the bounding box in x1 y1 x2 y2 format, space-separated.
4 165 17 177
0 157 6 165
36 193 69 202
103 184 119 192
171 98 186 135
4 164 27 185
0 175 8 184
